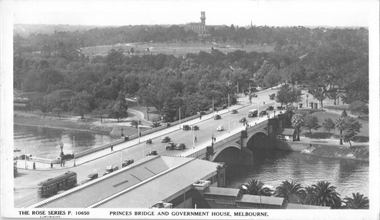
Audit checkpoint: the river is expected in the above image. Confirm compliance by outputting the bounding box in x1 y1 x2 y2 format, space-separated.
14 125 369 198
226 149 369 198
14 124 119 159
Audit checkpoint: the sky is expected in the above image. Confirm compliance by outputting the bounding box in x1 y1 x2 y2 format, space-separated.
11 0 377 27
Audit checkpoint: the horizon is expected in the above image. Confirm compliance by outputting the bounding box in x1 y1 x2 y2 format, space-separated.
12 0 376 28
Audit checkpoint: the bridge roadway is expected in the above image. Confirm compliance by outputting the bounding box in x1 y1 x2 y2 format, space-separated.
14 87 281 208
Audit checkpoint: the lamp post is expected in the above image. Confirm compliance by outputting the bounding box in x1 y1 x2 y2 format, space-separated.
138 125 141 143
73 136 76 167
179 107 181 129
228 94 231 133
306 94 309 107
192 128 195 149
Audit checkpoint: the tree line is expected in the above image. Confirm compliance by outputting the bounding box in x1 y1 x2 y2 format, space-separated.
14 25 368 121
240 179 369 209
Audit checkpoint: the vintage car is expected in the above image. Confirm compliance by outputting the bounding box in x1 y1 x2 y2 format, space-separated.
161 136 171 143
259 110 268 116
266 106 274 111
166 142 186 150
214 115 221 120
103 165 119 176
146 139 153 144
146 150 158 156
191 125 200 130
239 117 247 123
231 109 238 114
122 159 134 168
80 173 98 185
217 125 224 131
182 125 191 131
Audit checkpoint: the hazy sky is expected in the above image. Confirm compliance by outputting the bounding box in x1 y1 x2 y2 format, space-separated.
12 0 376 27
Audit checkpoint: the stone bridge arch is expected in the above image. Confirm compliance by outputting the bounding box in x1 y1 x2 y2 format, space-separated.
211 143 241 164
246 130 270 151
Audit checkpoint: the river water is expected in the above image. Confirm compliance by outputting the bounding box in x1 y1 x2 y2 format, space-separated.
14 125 369 198
14 124 119 159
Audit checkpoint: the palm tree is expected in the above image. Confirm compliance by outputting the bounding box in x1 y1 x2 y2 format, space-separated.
343 193 369 209
291 114 304 141
305 181 342 208
274 180 306 204
239 179 273 196
334 117 346 145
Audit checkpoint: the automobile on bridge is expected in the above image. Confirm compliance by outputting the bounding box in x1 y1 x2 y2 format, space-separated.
122 159 134 168
216 125 224 131
191 125 199 130
103 165 119 176
214 115 221 120
266 106 274 111
80 173 98 185
161 136 171 143
239 117 247 123
182 125 191 130
259 110 268 117
231 109 238 114
166 142 186 150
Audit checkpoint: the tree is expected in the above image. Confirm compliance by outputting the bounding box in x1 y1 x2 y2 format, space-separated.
343 117 362 147
348 101 368 116
305 181 341 208
308 87 326 108
343 193 369 209
274 180 306 204
68 91 93 120
291 114 304 141
31 97 50 117
303 115 321 136
107 93 128 122
335 116 362 146
322 118 335 133
239 179 273 196
276 84 302 108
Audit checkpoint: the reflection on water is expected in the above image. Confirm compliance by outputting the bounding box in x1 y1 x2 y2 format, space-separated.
14 124 119 159
226 149 369 198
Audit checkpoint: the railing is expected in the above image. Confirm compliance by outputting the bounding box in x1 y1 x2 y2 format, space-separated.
75 139 124 158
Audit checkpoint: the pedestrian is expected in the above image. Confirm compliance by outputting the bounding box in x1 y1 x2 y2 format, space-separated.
50 162 53 169
60 159 63 167
214 137 216 142
111 145 113 151
63 160 65 167
195 136 197 142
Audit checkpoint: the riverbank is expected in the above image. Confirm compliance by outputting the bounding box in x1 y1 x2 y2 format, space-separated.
299 143 369 162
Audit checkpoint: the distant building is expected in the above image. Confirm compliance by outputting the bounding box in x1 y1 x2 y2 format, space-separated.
184 11 208 36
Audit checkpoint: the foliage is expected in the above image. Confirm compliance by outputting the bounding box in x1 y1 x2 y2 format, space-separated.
343 193 369 209
322 118 335 133
335 116 362 146
348 101 368 116
239 179 273 196
107 93 128 122
274 180 306 204
276 84 302 107
303 115 321 135
291 114 304 141
68 91 93 119
304 181 341 208
308 87 326 108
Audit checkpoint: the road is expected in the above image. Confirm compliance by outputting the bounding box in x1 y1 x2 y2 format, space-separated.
14 87 281 208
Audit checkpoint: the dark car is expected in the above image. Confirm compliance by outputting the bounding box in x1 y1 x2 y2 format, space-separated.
259 110 268 116
214 115 221 120
266 106 274 111
103 165 119 176
191 125 200 130
251 93 258 98
146 150 158 156
122 159 134 168
231 109 238 114
239 117 247 123
182 125 191 131
161 136 171 143
166 142 186 150
80 173 98 185
269 93 276 100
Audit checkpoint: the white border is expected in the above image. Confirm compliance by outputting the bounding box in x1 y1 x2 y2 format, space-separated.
1 0 379 219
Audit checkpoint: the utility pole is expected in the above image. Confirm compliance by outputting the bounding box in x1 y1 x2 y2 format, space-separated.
179 107 181 129
73 136 76 167
228 94 231 133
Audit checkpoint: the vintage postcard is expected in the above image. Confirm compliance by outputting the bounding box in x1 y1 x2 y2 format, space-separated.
1 0 379 219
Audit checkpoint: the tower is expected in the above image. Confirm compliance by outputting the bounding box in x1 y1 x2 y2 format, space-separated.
200 11 206 25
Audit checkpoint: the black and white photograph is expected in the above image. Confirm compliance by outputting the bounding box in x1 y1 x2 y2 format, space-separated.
1 0 379 219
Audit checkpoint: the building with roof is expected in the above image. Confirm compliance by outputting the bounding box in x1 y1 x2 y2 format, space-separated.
184 11 208 36
279 128 296 141
30 156 226 209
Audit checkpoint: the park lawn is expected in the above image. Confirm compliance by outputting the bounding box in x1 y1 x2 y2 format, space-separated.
299 111 369 139
82 42 275 57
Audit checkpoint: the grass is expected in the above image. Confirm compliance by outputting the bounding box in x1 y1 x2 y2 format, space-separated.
82 42 275 57
299 111 369 139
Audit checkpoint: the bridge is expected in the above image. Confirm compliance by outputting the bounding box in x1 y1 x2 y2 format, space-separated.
182 112 290 165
